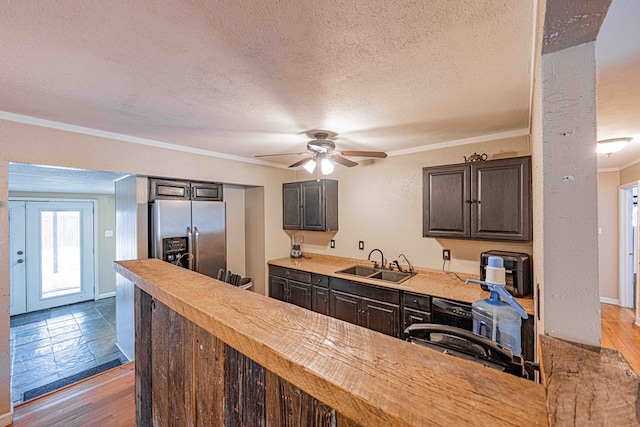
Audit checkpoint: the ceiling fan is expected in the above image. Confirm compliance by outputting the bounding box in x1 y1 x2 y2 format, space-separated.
255 132 387 173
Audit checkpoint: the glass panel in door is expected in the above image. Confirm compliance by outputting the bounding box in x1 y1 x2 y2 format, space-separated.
26 201 95 311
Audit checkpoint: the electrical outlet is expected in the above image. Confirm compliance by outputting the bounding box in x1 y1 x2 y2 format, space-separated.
330 239 335 248
358 241 364 250
442 249 451 261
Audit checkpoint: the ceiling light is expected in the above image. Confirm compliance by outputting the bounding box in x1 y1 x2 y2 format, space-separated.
303 159 316 174
321 158 334 175
597 138 632 156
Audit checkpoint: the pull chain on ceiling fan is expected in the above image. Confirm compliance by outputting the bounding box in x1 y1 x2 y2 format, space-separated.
255 131 387 174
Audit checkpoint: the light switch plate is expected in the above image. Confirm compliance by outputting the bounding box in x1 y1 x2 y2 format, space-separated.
330 239 335 248
358 241 364 250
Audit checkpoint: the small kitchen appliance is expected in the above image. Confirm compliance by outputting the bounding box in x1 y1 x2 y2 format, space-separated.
480 250 531 297
290 233 303 258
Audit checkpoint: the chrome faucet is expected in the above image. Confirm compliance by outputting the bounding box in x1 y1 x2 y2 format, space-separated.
368 248 385 269
398 253 414 274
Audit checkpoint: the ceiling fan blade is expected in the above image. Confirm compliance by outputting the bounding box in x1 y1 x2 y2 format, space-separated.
288 157 313 168
331 155 358 167
339 151 387 158
254 152 304 158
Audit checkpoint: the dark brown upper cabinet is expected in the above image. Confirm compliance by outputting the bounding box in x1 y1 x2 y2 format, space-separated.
423 157 531 242
283 179 338 231
149 178 223 201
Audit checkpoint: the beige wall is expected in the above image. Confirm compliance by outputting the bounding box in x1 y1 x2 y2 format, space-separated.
620 161 640 186
224 184 246 276
9 192 117 298
292 135 532 274
597 172 620 301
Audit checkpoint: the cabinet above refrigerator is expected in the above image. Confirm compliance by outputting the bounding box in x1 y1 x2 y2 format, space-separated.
150 178 223 201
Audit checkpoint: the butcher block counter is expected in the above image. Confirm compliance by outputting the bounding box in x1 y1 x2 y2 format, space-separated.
268 253 535 315
115 259 547 426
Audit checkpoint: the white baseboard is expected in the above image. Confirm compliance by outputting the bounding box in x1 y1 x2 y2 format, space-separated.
636 318 640 328
599 297 620 305
116 342 133 362
0 409 13 426
97 291 115 300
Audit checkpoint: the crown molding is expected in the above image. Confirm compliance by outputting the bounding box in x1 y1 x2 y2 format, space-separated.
386 128 530 157
0 111 288 169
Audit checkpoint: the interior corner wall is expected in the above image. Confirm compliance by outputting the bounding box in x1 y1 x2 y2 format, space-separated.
620 161 640 185
245 186 265 295
0 161 10 422
597 171 620 301
540 41 601 346
224 184 246 277
530 0 545 351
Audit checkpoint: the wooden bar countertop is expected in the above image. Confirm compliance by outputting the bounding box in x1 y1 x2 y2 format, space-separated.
115 258 547 426
268 253 535 315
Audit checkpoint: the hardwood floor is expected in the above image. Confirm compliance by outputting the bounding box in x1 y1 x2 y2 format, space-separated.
9 304 638 426
12 362 134 427
601 303 640 375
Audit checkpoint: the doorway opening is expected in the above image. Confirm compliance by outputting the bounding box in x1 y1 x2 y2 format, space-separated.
619 184 637 310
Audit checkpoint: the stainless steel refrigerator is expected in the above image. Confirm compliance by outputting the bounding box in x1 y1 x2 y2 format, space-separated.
149 198 226 279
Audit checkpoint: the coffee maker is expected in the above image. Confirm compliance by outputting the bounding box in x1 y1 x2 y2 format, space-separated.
290 233 303 258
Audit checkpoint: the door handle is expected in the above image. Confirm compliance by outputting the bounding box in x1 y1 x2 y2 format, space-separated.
17 259 24 264
17 251 23 255
187 227 194 271
194 226 200 272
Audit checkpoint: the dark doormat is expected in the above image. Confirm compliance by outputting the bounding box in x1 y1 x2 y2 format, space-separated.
23 359 123 401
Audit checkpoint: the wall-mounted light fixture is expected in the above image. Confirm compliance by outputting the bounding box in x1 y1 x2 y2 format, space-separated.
597 137 633 156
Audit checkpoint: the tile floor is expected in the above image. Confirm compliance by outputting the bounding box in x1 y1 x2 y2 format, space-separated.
9 297 128 404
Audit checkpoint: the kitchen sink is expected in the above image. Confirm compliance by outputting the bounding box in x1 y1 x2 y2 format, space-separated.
335 265 415 284
336 265 379 277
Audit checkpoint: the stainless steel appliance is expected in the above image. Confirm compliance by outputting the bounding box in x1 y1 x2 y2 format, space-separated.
480 250 531 297
149 178 226 278
431 297 473 331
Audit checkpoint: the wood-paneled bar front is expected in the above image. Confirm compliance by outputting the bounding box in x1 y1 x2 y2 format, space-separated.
115 259 546 426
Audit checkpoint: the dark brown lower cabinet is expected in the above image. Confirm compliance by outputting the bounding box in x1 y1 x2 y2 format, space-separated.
288 280 312 310
268 275 312 310
312 285 330 316
362 298 399 337
330 284 400 338
402 307 431 332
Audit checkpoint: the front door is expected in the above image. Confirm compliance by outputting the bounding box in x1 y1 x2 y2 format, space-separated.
10 200 96 313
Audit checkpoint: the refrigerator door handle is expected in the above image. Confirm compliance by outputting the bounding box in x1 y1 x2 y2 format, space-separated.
194 226 200 272
187 227 194 271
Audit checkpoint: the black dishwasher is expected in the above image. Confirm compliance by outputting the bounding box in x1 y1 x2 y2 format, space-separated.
431 297 473 331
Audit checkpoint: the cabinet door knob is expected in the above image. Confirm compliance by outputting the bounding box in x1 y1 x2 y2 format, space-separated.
413 299 418 304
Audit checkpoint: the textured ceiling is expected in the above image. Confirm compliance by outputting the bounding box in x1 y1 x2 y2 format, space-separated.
8 163 125 194
0 0 534 165
0 0 637 173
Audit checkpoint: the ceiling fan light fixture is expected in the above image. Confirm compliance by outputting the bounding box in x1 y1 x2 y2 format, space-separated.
597 137 632 156
303 159 316 174
321 157 334 175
